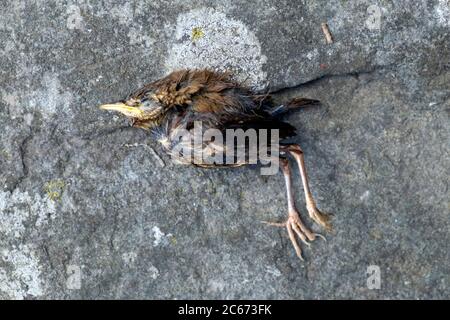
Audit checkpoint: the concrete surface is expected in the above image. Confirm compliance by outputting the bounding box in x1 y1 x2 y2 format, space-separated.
0 0 449 299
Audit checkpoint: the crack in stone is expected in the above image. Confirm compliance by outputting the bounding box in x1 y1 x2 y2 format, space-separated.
79 125 133 142
8 133 33 193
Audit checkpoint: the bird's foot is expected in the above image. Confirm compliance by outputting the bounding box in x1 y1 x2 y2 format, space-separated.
263 210 325 260
306 201 332 231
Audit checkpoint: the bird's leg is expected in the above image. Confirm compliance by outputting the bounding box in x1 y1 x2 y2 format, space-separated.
282 144 331 231
263 157 317 260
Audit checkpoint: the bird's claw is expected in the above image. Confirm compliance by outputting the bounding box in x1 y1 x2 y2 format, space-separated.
306 203 332 231
314 232 327 241
264 211 321 260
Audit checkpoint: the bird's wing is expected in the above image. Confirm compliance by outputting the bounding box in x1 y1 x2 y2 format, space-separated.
174 108 296 141
219 111 297 140
131 69 259 114
150 70 296 141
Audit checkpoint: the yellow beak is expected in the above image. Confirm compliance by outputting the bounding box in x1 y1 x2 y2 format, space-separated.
99 102 144 118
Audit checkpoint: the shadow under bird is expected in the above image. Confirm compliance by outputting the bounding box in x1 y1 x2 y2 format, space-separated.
99 69 331 260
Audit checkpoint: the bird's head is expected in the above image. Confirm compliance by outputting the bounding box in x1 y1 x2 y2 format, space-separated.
99 96 165 129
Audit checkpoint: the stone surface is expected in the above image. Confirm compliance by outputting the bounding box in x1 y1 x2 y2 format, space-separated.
0 0 449 299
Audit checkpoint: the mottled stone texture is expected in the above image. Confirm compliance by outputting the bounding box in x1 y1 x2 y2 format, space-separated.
0 0 449 299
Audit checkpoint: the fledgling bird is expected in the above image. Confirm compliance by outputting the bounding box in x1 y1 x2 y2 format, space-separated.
99 69 331 260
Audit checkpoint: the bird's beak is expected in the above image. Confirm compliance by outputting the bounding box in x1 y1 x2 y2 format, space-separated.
99 102 144 118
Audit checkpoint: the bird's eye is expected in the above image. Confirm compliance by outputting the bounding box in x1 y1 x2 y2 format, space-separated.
141 99 157 108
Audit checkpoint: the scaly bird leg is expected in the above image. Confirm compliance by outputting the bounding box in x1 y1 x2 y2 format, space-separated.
263 158 319 260
282 144 332 231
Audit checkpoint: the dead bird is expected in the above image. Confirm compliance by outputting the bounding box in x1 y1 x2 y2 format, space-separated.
99 69 331 260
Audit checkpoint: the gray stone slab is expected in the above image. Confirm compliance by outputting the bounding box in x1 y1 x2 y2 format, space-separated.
0 0 449 299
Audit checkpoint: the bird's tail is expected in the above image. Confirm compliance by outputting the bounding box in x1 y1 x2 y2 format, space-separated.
270 98 320 116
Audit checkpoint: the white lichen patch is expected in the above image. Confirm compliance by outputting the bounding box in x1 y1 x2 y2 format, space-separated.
0 190 55 299
151 226 173 247
166 7 268 90
435 0 450 26
148 265 160 280
1 92 20 118
28 73 74 119
2 73 73 120
0 244 44 299
0 190 56 237
152 226 165 247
